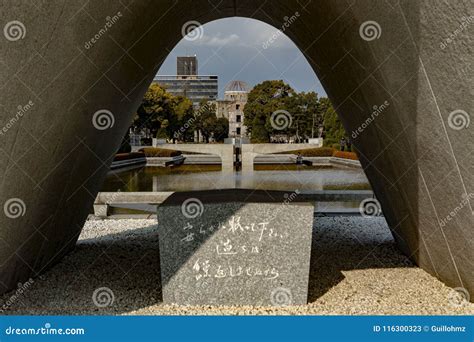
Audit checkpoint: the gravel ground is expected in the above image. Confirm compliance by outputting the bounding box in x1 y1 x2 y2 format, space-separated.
1 217 472 315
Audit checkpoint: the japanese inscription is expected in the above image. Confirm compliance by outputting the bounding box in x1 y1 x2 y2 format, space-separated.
158 201 314 306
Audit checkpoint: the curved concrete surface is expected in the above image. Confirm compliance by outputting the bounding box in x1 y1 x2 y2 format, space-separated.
0 0 472 299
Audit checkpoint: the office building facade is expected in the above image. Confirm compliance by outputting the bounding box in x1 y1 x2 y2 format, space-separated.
154 56 218 106
154 75 218 106
177 56 198 76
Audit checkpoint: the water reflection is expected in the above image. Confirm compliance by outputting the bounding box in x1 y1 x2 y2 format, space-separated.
101 165 370 192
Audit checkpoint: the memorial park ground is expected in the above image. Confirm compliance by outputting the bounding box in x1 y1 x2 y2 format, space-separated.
1 217 472 315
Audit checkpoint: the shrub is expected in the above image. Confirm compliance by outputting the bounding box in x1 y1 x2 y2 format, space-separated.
278 147 334 157
332 150 358 160
156 128 168 139
138 147 182 157
141 137 152 146
322 139 334 147
250 123 270 143
113 152 145 162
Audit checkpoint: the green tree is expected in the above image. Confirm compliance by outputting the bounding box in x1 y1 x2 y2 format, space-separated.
191 100 229 142
244 80 296 143
156 119 169 139
131 83 194 142
169 95 193 142
193 101 214 142
243 81 350 145
293 91 322 139
250 123 270 143
213 117 230 142
283 91 321 142
317 97 330 112
133 83 173 137
322 103 346 147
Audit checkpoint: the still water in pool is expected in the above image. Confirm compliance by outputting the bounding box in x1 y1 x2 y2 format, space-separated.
101 165 370 192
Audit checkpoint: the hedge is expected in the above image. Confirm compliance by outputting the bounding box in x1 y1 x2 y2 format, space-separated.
277 147 359 160
113 152 145 162
278 147 334 157
138 147 182 157
332 150 358 160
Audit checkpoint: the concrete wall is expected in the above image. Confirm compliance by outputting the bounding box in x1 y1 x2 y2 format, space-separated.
241 143 323 171
0 0 472 299
157 144 234 172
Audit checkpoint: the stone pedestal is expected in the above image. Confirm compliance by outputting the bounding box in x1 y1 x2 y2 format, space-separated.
157 190 314 306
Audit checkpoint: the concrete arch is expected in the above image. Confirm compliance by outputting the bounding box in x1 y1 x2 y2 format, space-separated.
0 0 472 299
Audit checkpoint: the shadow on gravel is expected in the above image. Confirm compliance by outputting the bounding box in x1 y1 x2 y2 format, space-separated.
0 217 414 314
0 224 162 315
308 217 415 302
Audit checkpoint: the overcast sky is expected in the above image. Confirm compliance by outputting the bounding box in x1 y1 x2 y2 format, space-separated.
157 17 326 99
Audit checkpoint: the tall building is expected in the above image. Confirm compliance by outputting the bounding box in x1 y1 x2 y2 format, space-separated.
177 56 198 77
216 81 250 139
154 56 218 107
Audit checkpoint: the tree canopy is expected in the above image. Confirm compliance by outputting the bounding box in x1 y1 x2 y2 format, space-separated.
131 83 194 142
193 100 229 142
322 105 346 147
130 84 228 143
243 80 346 144
128 80 347 146
243 80 295 143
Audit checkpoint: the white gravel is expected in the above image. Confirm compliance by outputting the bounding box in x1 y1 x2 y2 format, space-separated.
1 217 472 315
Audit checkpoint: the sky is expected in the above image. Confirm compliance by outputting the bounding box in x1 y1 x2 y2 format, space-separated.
157 17 327 99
